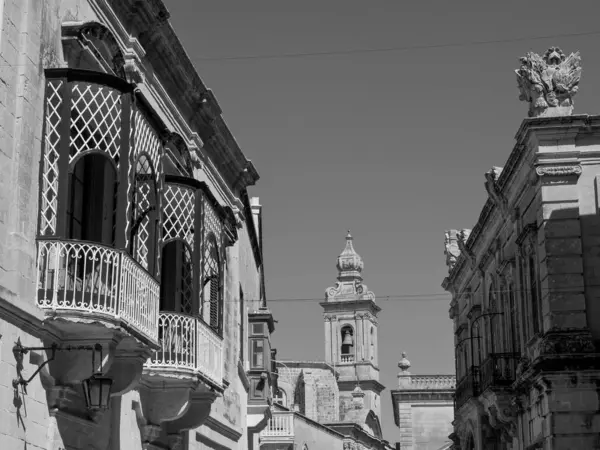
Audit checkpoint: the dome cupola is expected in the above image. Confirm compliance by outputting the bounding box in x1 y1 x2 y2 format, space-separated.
336 231 364 280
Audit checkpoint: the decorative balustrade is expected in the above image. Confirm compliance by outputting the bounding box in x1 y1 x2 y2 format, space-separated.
454 367 479 410
260 411 294 440
341 354 355 363
409 375 456 390
146 312 224 387
36 238 159 342
480 353 519 392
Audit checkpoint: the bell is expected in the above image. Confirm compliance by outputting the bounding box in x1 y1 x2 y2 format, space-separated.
343 331 354 346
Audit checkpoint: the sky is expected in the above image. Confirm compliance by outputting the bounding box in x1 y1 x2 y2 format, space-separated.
164 0 600 441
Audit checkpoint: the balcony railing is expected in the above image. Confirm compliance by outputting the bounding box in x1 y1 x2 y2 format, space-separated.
341 354 355 363
260 411 294 440
145 312 223 387
454 366 479 410
480 352 519 392
36 238 159 342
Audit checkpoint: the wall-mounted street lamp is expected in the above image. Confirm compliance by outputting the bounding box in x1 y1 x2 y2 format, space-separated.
12 341 113 411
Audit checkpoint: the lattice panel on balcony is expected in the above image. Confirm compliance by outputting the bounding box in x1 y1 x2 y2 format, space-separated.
133 110 162 182
203 196 222 239
203 237 220 330
163 185 195 247
69 83 122 165
40 80 63 235
133 155 155 270
182 246 194 315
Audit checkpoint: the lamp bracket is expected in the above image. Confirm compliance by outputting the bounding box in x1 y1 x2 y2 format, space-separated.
12 341 103 389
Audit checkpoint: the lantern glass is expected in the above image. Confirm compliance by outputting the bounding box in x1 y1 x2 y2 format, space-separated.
82 375 113 410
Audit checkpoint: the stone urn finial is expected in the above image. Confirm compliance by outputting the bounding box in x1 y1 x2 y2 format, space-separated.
398 352 411 373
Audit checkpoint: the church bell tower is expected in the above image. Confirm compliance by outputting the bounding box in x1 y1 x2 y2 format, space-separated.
322 231 385 421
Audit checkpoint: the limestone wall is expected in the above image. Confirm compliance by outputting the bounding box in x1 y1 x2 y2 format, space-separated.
410 405 453 450
276 363 339 423
293 414 344 450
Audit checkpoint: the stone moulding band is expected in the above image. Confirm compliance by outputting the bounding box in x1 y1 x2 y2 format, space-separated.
535 164 583 177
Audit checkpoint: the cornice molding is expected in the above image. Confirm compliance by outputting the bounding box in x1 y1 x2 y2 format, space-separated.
202 416 243 442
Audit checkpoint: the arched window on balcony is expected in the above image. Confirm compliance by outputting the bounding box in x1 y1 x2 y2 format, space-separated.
340 325 354 362
67 153 118 245
131 154 158 275
160 239 194 315
202 233 222 333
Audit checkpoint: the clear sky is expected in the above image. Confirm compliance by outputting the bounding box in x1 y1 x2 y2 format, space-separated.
165 0 600 441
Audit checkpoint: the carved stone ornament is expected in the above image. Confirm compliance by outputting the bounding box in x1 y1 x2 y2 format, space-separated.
535 165 582 177
444 230 461 271
457 229 476 269
516 47 582 118
540 331 596 355
515 357 530 378
484 167 509 215
354 279 364 295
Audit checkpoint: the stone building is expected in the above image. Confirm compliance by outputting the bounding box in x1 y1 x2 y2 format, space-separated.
259 233 394 450
0 0 274 449
442 47 600 449
391 353 455 450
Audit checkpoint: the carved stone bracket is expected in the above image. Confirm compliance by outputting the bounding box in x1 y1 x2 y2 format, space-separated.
485 167 510 216
481 392 519 442
164 387 219 435
457 229 476 269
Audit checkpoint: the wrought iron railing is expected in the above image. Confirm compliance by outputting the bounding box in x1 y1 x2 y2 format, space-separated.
36 238 159 342
479 352 519 392
146 311 223 387
454 366 479 410
260 411 294 439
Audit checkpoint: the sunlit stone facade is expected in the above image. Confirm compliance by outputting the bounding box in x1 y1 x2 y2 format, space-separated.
391 353 455 450
442 48 600 450
0 0 272 449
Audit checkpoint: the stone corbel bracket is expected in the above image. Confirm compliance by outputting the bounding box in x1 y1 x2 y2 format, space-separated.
484 167 510 216
457 230 476 270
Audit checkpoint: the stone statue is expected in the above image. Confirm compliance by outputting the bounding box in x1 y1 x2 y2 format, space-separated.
515 47 581 117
